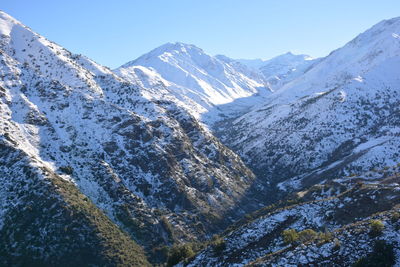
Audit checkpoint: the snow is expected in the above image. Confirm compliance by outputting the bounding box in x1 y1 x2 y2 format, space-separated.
2 9 400 266
0 11 16 36
353 136 391 153
114 42 272 124
219 15 400 192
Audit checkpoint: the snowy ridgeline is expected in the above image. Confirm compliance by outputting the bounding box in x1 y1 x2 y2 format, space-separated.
114 42 320 125
217 16 400 191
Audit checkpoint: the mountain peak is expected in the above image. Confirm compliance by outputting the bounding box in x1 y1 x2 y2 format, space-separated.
0 10 23 36
120 42 206 69
154 42 203 53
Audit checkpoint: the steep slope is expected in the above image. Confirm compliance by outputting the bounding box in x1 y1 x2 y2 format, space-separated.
237 52 319 91
0 11 259 264
0 139 150 266
115 42 271 124
188 165 400 266
219 16 400 194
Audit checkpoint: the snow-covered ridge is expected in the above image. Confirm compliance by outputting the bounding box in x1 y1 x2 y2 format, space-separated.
269 16 400 104
115 42 272 123
236 51 319 91
219 15 400 193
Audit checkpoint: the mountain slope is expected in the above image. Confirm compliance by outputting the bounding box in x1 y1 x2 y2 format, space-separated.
115 42 271 124
188 166 400 266
237 52 319 91
0 139 150 266
218 16 400 194
0 11 259 264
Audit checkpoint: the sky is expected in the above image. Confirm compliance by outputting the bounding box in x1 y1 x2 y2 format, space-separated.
2 1 400 68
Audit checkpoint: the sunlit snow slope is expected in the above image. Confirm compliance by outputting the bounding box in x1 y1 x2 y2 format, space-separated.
220 17 400 192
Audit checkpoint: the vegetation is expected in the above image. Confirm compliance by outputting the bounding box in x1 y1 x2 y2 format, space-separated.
211 235 226 253
391 212 400 223
298 229 317 243
369 219 384 236
333 238 341 251
353 240 395 267
59 165 74 175
317 231 333 244
282 228 335 247
282 229 299 245
167 244 195 267
0 157 150 266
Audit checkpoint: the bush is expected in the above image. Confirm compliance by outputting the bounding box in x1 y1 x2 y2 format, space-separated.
282 229 299 245
391 212 400 223
167 244 195 267
318 231 333 244
333 238 341 251
369 220 384 236
59 165 73 175
211 235 226 253
298 229 317 243
353 240 395 267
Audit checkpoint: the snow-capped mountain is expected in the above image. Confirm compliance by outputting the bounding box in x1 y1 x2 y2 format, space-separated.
0 11 260 264
115 42 272 124
2 7 400 266
219 16 400 193
237 52 319 91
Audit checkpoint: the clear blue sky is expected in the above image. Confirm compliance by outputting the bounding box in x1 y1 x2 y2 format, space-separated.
2 1 400 68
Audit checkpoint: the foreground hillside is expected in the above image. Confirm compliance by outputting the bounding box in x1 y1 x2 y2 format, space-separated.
188 165 400 266
0 140 150 266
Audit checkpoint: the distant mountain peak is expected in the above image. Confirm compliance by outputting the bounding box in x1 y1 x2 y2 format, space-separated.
120 42 206 69
153 41 203 53
116 43 271 123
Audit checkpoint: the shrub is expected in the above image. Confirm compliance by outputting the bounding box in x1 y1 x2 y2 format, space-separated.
353 240 395 267
369 220 384 236
152 246 170 264
318 231 333 244
211 235 226 253
298 229 317 243
333 238 341 251
391 212 400 223
59 165 73 175
167 244 195 267
282 229 299 245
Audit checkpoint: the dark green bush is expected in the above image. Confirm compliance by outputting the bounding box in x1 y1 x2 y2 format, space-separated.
167 244 195 267
59 165 73 175
211 235 226 253
333 238 341 251
391 212 400 223
353 240 395 267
